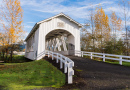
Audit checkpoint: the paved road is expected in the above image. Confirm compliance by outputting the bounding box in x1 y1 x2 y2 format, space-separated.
43 56 130 90
65 56 130 90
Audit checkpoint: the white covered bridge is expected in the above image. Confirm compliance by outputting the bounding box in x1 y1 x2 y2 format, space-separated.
25 13 82 60
25 13 130 84
25 13 82 84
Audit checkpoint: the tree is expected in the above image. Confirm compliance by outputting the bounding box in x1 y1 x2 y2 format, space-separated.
81 26 90 51
0 0 24 61
110 11 122 52
94 7 111 53
128 29 130 54
0 32 9 60
110 11 122 40
88 7 96 52
118 0 130 55
104 39 126 55
81 6 96 52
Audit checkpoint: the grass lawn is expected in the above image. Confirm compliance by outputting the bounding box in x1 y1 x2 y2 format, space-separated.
105 60 130 67
0 59 65 90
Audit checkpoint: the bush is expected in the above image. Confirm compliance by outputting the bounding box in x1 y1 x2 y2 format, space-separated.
4 55 32 63
104 39 126 55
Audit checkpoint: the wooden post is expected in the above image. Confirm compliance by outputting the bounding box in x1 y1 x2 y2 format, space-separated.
91 53 93 59
60 55 63 69
56 53 58 63
103 54 105 62
52 52 54 60
81 51 83 57
119 57 122 65
64 60 67 73
48 51 49 57
68 62 74 84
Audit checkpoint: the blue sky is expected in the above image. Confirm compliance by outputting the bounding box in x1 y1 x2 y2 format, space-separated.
1 0 129 38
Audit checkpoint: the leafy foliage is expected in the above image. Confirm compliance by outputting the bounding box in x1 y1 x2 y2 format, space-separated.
104 39 126 55
81 5 128 55
110 11 122 39
0 0 24 61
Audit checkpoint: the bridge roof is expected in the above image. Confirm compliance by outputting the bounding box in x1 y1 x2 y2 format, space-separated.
25 12 82 41
37 12 83 26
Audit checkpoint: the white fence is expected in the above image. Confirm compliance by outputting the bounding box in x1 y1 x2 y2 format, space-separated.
75 51 130 65
37 50 74 84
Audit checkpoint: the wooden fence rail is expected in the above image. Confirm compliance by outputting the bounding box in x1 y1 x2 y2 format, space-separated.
37 50 74 84
75 50 130 65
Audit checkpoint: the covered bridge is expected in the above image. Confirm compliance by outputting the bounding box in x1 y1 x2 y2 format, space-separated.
25 13 82 60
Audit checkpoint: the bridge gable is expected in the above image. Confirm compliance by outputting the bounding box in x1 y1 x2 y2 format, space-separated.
40 16 79 37
37 13 82 28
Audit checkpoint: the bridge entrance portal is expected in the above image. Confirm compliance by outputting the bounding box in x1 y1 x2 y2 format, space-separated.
45 29 75 55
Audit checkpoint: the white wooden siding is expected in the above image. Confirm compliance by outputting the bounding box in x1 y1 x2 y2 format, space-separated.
25 15 81 60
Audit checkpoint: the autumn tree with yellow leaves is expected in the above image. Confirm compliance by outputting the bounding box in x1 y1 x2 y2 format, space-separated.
110 11 122 40
81 6 126 55
0 0 24 61
94 7 111 53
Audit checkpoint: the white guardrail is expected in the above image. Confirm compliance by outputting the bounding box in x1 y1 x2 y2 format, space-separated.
37 50 74 84
75 50 130 65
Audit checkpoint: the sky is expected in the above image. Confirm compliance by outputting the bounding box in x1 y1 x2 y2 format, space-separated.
0 0 130 39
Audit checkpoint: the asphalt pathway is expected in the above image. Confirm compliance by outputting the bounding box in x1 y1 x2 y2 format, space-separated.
43 56 130 90
65 56 130 90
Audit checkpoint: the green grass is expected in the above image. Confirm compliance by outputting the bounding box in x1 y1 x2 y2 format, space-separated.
105 60 130 67
0 60 65 90
75 69 83 72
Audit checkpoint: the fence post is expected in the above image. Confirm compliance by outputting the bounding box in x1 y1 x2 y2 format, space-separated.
64 59 67 73
119 57 122 65
68 62 74 84
56 53 58 63
60 55 63 69
103 54 105 62
81 51 83 57
91 53 93 59
48 51 49 57
52 52 54 60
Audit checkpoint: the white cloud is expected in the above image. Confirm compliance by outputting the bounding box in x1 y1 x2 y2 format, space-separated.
20 0 115 20
24 25 33 29
27 22 35 24
122 20 130 26
25 31 29 37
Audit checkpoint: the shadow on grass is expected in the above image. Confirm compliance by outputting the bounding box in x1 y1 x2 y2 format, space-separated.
0 56 33 63
0 85 5 90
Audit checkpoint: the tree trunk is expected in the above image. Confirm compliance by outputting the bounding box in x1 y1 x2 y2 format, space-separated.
10 49 13 62
10 45 14 62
